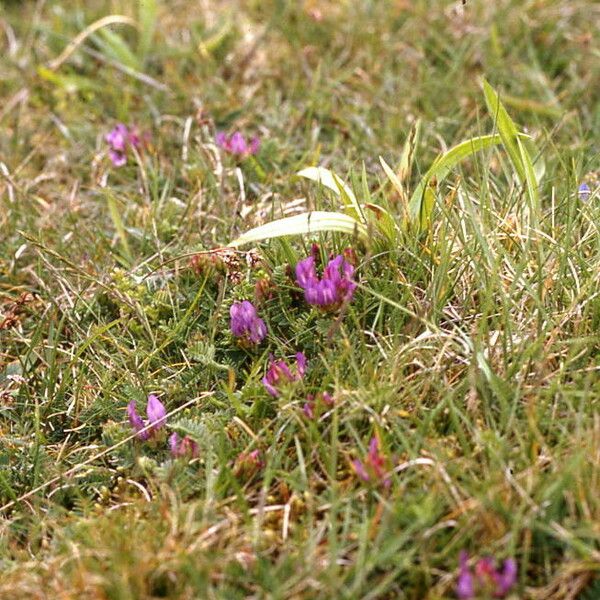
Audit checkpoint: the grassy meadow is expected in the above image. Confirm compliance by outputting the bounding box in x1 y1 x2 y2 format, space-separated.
1 0 599 598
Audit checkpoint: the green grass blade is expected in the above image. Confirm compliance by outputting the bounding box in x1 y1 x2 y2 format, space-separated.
138 0 158 63
297 166 366 225
482 78 526 182
228 211 368 247
398 117 421 182
95 28 140 70
106 193 133 262
408 133 503 231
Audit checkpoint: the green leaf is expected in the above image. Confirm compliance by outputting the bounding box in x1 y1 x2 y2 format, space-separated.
95 28 140 70
228 211 368 247
297 166 366 224
482 79 526 182
138 0 158 62
408 133 504 231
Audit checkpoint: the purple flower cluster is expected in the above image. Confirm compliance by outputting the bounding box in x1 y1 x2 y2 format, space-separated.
295 254 357 309
351 437 391 488
216 131 260 158
230 301 267 345
262 352 307 397
127 395 199 460
128 394 167 441
457 551 517 599
105 123 141 167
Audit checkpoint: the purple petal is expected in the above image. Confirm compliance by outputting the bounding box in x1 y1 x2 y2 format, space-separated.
249 136 261 155
146 394 167 429
295 256 318 288
303 402 314 419
456 552 474 599
497 558 517 595
248 317 267 343
108 149 127 167
169 432 180 456
262 375 279 397
578 183 591 201
295 352 307 378
229 132 247 155
106 124 129 151
215 131 227 148
127 400 149 440
352 459 370 482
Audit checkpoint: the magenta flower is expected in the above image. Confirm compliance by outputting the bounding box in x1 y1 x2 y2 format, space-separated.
216 131 260 158
295 254 356 310
127 394 167 440
262 352 307 397
105 123 141 167
351 436 391 488
456 551 517 599
169 432 199 458
230 301 267 345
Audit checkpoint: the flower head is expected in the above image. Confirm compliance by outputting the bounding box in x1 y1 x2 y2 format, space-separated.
578 182 591 202
262 352 307 397
295 253 356 310
351 436 391 488
127 394 167 440
230 301 267 345
169 432 199 459
216 131 260 158
456 552 517 599
105 123 141 167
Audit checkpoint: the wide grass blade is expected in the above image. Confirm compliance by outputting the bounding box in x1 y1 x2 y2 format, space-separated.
297 166 366 224
138 0 158 63
95 28 140 70
228 211 368 247
482 78 526 182
409 133 504 231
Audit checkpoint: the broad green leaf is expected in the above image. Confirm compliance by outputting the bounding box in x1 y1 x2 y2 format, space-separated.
482 79 525 182
408 133 503 230
95 28 140 70
228 211 367 247
297 166 366 224
138 0 158 62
